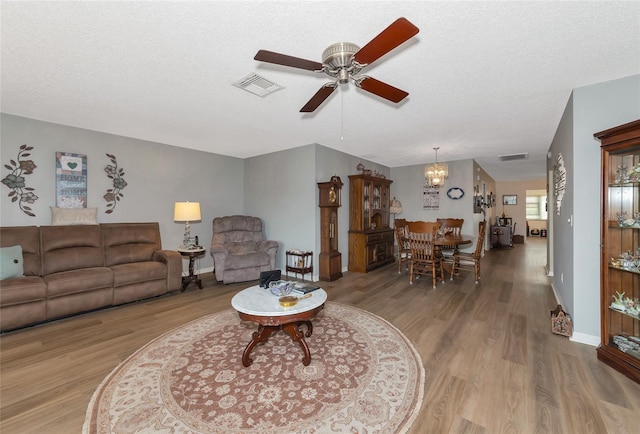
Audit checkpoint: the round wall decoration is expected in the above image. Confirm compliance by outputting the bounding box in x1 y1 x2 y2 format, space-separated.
446 187 465 200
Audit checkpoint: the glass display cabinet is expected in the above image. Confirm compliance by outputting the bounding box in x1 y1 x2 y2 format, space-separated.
596 119 640 383
348 173 394 273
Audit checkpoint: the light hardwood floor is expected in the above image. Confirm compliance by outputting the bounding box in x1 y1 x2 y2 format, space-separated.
1 237 639 433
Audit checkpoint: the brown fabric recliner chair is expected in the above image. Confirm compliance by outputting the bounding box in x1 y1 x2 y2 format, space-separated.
210 215 278 284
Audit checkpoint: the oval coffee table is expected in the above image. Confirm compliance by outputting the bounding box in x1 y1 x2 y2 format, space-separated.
231 285 327 367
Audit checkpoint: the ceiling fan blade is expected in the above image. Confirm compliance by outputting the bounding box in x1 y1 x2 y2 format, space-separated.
353 17 419 66
300 84 337 112
355 76 408 103
254 50 324 71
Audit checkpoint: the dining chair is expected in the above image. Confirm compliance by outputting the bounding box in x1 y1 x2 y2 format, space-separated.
407 221 444 288
452 220 487 284
394 218 411 273
436 218 464 267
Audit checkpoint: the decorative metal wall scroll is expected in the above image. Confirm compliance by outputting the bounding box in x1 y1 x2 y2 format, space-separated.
103 153 127 214
2 144 38 216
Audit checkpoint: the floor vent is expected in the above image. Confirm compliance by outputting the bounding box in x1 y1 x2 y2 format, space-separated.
233 73 283 97
498 153 529 161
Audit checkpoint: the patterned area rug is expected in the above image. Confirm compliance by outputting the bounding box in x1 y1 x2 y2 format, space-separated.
84 302 424 433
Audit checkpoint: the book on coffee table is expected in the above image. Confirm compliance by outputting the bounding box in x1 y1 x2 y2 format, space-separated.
290 281 321 295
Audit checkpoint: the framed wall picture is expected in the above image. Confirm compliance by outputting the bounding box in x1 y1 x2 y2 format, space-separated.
56 152 87 208
503 194 517 205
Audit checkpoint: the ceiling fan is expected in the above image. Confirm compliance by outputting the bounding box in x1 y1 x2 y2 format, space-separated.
254 17 419 113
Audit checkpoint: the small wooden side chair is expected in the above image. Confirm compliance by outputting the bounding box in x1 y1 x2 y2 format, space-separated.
394 218 411 273
452 220 487 284
436 218 464 268
407 221 444 288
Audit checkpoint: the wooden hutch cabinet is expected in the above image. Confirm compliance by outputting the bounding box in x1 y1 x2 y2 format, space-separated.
595 119 640 383
348 174 394 273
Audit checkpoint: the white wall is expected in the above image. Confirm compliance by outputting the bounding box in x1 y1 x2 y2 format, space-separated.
495 179 547 239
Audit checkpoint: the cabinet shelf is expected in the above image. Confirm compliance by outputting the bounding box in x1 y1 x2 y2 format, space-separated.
609 304 640 320
609 264 640 275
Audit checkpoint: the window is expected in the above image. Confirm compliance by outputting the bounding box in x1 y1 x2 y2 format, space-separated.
526 194 547 220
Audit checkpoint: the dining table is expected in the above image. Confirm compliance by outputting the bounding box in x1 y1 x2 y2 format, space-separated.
434 234 473 276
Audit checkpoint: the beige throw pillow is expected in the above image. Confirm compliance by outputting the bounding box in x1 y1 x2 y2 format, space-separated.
50 207 98 225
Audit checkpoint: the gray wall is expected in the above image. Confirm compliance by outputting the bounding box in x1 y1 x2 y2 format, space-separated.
243 144 317 271
550 74 640 341
243 143 390 278
391 159 494 251
0 113 245 274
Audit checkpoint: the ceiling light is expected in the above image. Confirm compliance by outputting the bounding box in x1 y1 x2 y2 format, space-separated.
424 147 448 188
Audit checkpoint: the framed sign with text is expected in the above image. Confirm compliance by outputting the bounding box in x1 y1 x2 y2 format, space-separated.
56 151 87 208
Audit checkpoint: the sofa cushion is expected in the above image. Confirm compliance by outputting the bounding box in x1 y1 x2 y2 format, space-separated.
225 251 270 269
50 206 98 225
0 226 41 276
44 267 113 298
110 261 167 287
102 223 162 266
226 241 257 255
0 245 24 279
40 225 104 275
0 276 47 304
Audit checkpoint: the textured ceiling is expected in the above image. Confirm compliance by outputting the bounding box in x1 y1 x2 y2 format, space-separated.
2 1 639 181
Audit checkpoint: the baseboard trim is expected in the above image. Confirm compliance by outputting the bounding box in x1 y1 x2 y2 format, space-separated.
570 332 600 347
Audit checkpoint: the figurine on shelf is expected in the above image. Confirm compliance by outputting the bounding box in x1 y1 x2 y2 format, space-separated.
614 165 627 184
626 163 640 182
612 291 627 311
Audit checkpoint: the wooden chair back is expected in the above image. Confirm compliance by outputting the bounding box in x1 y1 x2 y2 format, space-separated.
436 218 464 254
407 221 438 257
452 220 487 284
436 218 464 237
406 221 443 287
394 218 411 273
473 220 487 258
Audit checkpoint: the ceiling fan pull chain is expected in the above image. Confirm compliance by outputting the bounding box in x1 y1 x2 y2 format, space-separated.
341 90 344 141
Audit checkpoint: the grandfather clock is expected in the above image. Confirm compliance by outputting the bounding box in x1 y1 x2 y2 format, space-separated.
318 176 343 281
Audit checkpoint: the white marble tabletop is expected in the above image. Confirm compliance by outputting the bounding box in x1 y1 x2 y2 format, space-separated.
231 284 327 316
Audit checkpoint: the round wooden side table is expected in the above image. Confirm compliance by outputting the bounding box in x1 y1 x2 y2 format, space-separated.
178 247 205 291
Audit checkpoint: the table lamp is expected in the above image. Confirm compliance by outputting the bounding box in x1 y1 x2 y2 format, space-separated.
174 201 201 248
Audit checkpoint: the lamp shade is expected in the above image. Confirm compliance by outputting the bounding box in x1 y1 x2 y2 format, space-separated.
390 197 403 214
174 202 201 222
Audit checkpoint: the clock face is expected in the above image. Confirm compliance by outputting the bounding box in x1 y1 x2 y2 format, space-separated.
329 187 336 203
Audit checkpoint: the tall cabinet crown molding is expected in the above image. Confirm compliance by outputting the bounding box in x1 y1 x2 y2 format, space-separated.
595 118 640 384
348 173 394 273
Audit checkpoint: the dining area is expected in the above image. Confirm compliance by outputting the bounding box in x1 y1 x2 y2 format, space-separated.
394 217 487 288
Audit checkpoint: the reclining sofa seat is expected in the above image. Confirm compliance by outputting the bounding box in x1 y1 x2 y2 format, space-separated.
210 215 278 284
0 222 181 331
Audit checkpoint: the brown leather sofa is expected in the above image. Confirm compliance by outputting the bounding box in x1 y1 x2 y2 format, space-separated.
0 222 181 332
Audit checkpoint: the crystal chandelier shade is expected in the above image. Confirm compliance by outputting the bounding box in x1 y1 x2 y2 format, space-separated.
424 147 448 188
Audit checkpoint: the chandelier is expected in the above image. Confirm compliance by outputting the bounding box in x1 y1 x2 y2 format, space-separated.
424 147 448 188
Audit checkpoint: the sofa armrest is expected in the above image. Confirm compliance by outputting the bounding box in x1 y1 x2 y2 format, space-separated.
152 250 182 291
257 240 278 252
210 244 229 282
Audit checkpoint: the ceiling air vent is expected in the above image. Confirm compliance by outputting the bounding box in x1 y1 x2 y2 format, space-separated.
498 153 529 162
233 73 283 97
